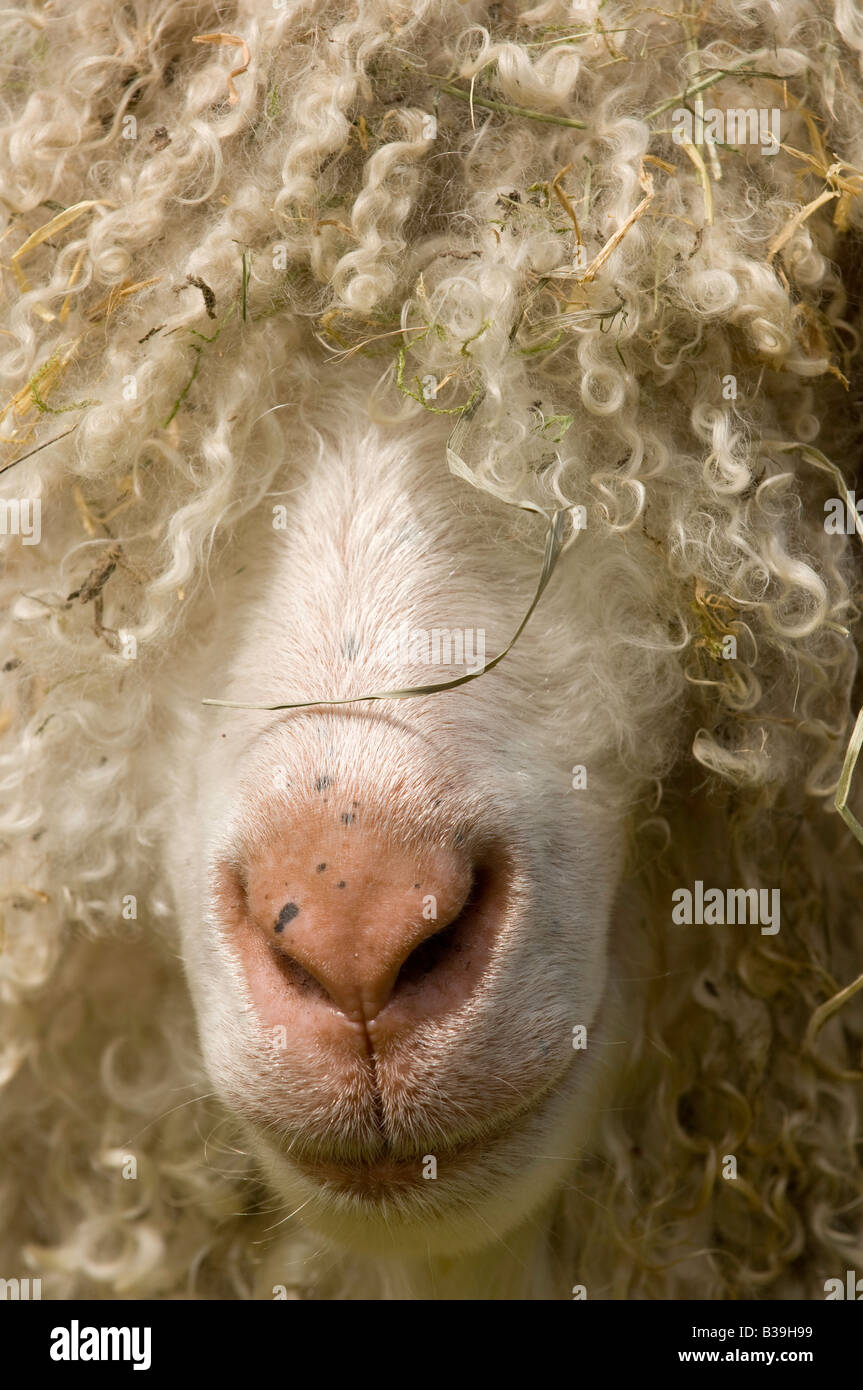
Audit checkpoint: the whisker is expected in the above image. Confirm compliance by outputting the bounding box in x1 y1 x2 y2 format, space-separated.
261 1192 319 1233
123 1090 219 1145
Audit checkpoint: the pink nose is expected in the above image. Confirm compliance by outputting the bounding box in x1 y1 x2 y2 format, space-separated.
234 802 489 1029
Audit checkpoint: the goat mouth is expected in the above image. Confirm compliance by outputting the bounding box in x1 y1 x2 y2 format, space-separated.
279 1043 584 1198
290 1124 513 1197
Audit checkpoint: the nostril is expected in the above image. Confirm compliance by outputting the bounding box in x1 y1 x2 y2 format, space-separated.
267 868 485 1018
269 945 332 1005
392 915 463 992
391 866 488 996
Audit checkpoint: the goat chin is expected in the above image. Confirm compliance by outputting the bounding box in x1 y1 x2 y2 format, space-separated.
239 969 627 1261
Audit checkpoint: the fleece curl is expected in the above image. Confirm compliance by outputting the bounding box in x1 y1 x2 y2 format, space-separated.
0 0 862 1299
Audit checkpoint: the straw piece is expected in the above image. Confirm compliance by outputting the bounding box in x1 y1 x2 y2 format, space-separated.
0 340 85 424
11 201 103 263
835 707 863 846
803 968 863 1079
203 507 574 711
434 79 587 130
678 139 713 225
549 162 582 243
162 344 203 427
241 250 249 321
395 334 482 414
10 200 112 289
24 259 155 330
763 440 863 842
575 166 655 283
67 544 123 604
184 274 216 320
645 63 783 123
765 439 863 544
767 188 839 262
0 423 80 476
191 33 250 106
59 246 88 324
204 397 580 712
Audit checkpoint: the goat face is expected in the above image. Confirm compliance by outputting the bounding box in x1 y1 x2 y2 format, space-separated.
164 407 627 1256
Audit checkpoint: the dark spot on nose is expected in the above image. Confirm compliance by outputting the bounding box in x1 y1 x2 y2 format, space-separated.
316 863 326 873
337 881 346 889
413 883 420 889
341 812 355 824
315 774 331 791
274 901 300 933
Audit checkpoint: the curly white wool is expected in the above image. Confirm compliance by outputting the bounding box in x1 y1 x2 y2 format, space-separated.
0 0 862 1299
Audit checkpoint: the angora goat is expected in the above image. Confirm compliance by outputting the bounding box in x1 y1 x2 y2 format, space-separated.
1 0 862 1301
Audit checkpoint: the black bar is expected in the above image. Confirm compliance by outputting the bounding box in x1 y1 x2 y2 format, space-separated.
3 1297 857 1376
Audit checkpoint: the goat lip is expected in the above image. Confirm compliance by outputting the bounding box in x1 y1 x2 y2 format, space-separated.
282 1051 580 1194
290 1125 512 1194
